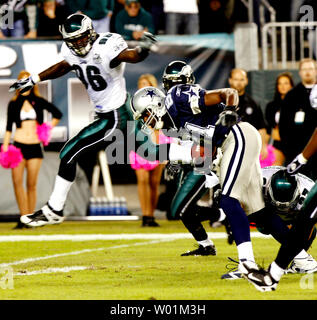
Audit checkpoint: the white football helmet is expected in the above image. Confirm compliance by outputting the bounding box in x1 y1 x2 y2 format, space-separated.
130 86 166 133
59 13 98 57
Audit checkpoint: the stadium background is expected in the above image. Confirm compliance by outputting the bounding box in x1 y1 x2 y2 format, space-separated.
0 22 306 217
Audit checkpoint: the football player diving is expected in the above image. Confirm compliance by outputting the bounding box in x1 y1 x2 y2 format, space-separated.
244 128 317 291
130 60 269 284
9 13 163 227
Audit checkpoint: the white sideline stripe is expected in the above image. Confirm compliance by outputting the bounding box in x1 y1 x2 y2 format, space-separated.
0 238 178 268
15 266 88 276
0 232 271 242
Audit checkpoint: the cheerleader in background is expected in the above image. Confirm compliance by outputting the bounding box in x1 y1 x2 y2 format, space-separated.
1 70 62 228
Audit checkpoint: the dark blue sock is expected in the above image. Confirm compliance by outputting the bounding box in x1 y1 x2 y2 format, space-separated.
219 195 251 245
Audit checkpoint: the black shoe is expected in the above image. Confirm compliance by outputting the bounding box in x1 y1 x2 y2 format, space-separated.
142 216 160 227
13 220 32 229
181 244 217 256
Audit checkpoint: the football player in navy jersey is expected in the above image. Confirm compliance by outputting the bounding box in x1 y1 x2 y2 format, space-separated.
131 60 268 284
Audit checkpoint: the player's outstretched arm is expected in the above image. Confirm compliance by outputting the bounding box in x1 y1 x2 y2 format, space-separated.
9 60 72 93
204 88 239 127
110 32 157 67
204 88 239 107
38 60 73 81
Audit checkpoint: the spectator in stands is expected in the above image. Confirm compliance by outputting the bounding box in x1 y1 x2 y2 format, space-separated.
129 74 165 227
0 0 38 39
140 0 165 35
265 72 294 166
110 0 125 33
279 58 317 180
37 0 68 38
163 0 199 35
65 0 114 33
199 0 232 33
2 70 62 229
228 68 269 162
115 0 155 40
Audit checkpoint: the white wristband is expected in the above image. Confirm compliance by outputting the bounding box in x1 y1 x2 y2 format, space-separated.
298 153 308 164
31 74 40 84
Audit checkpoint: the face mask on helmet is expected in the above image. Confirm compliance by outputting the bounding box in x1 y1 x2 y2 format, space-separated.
267 169 300 212
60 14 97 57
130 86 166 134
162 61 195 92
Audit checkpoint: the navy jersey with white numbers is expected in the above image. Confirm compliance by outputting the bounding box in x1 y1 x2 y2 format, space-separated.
165 84 231 147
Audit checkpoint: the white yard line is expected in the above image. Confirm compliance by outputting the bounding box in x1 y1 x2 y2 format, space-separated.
0 238 179 268
0 232 271 242
0 232 272 277
15 266 89 276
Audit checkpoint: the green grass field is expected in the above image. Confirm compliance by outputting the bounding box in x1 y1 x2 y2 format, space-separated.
0 220 316 300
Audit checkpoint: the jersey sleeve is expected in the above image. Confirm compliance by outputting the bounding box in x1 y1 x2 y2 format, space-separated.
103 33 128 62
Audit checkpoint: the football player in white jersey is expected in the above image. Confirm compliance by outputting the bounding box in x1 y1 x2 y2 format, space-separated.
221 166 317 281
244 129 317 291
9 13 160 227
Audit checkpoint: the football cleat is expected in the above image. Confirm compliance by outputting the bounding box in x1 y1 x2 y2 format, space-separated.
286 254 317 274
241 261 278 292
181 244 216 256
221 270 242 280
221 257 242 280
20 203 64 227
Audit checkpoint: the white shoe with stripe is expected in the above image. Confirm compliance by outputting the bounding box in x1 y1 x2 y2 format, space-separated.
20 204 64 227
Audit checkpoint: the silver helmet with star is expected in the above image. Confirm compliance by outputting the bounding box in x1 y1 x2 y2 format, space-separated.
130 86 166 132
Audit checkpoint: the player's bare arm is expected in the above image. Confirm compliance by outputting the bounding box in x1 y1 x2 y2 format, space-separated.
9 60 73 93
110 32 157 68
110 48 148 68
204 88 239 107
38 60 73 81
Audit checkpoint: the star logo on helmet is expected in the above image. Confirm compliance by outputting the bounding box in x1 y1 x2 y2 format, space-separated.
144 89 156 99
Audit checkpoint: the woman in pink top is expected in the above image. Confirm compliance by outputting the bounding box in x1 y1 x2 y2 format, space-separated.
129 74 168 227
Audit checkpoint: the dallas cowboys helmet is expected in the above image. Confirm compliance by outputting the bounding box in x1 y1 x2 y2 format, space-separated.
59 13 98 57
130 86 166 132
266 169 300 212
162 60 195 92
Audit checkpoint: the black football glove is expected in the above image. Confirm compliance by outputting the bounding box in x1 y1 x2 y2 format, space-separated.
216 106 239 127
9 76 37 94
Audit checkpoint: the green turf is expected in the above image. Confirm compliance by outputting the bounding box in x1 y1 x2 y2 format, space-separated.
0 220 316 300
